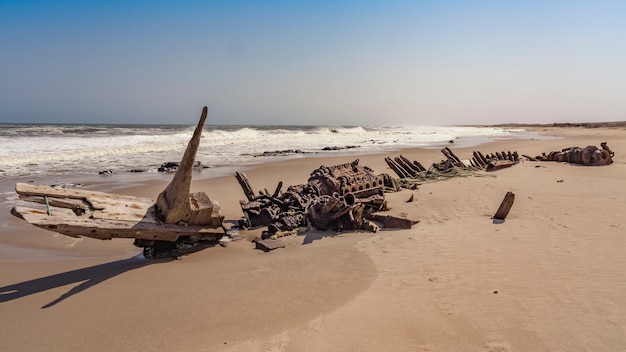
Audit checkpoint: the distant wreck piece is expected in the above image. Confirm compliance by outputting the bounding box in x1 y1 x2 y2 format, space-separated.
532 143 614 166
236 160 416 239
11 107 225 258
386 148 522 179
385 148 469 180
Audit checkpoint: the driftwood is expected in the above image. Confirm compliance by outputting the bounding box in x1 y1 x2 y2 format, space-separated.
493 192 515 221
534 143 614 166
11 107 225 258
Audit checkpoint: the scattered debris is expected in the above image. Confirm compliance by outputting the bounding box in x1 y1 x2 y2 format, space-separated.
158 161 209 172
236 159 417 241
469 150 519 171
253 149 311 157
533 142 614 166
321 145 361 151
434 147 467 172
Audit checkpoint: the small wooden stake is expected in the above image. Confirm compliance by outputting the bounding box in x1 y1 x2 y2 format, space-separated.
493 192 515 222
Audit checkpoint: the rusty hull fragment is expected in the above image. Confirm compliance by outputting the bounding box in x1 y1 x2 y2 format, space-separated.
533 143 614 166
236 160 417 239
469 150 520 171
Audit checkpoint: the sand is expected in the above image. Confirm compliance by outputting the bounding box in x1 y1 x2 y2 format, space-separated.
1 126 625 351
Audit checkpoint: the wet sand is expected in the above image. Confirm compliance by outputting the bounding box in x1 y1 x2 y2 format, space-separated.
1 126 625 351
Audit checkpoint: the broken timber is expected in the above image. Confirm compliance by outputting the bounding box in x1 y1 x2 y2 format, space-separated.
493 192 515 222
469 150 519 171
385 147 469 180
11 107 225 258
392 148 520 174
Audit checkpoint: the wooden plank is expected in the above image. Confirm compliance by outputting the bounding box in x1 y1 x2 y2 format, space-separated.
486 160 515 171
493 192 515 221
15 183 153 205
235 171 256 201
18 195 88 213
15 183 159 222
11 205 223 242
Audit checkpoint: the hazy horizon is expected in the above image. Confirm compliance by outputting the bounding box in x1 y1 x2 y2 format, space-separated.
1 1 625 126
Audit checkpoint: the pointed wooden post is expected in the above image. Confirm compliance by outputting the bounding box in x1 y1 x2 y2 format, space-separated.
156 107 223 226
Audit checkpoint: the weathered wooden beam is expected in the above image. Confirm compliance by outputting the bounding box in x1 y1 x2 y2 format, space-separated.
472 152 485 167
11 184 223 243
412 160 427 172
493 192 515 221
395 157 418 177
443 147 463 164
385 157 410 178
399 155 422 174
486 160 515 172
477 151 489 166
272 181 283 198
365 213 420 229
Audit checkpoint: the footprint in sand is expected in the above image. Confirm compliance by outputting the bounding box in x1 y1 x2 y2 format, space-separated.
437 301 458 315
427 276 443 283
307 315 326 332
429 214 449 224
264 331 291 352
484 340 511 352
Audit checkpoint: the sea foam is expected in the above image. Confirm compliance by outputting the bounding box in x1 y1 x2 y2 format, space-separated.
0 123 531 178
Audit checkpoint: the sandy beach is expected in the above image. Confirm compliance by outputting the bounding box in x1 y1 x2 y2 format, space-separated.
1 126 625 351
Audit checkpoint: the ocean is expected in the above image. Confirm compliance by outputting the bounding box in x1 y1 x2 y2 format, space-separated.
0 123 539 179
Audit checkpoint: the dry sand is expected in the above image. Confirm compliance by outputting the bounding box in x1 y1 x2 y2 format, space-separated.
1 126 625 351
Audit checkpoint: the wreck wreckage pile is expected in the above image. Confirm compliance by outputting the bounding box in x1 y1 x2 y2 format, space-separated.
236 160 418 240
8 103 617 258
384 147 522 180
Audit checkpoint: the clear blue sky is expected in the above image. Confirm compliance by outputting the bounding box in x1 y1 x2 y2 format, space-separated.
1 0 625 125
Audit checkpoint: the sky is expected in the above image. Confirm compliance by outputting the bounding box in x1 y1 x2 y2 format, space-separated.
1 0 625 126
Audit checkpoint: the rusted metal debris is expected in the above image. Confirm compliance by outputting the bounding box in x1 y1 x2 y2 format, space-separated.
435 147 467 172
469 150 520 171
532 143 614 166
11 107 225 258
387 148 522 179
385 148 464 179
236 159 417 239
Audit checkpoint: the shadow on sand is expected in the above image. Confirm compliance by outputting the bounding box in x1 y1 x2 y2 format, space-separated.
0 255 173 309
